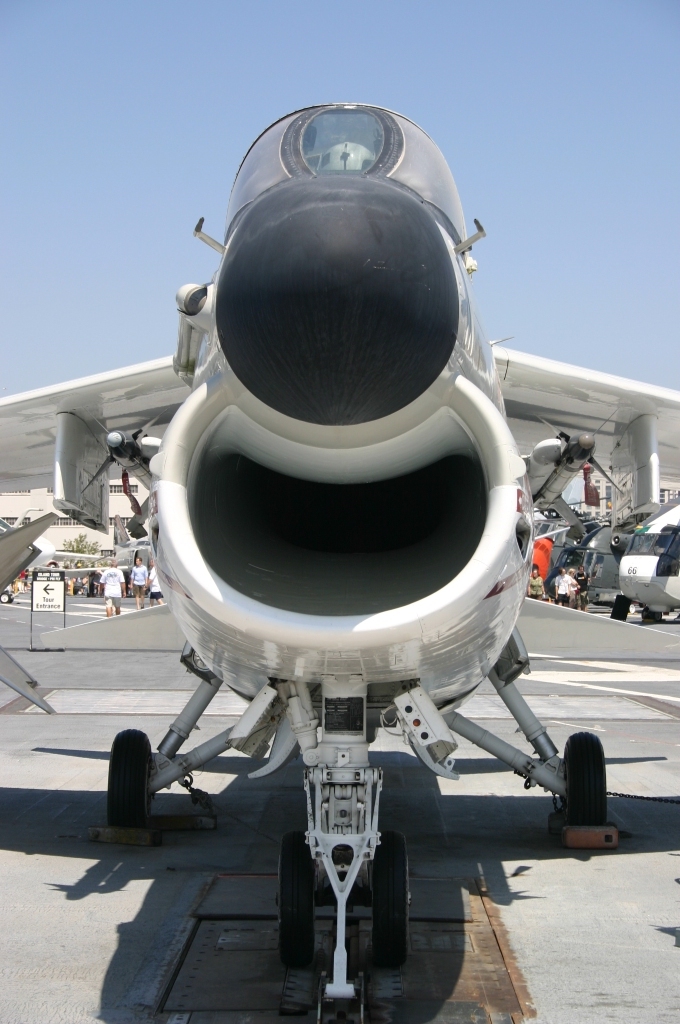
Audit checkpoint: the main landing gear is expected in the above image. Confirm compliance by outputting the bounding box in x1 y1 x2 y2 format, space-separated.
563 731 607 826
104 630 607 998
107 728 152 827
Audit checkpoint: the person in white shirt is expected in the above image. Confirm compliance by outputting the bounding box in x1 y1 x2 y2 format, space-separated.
99 560 126 617
130 556 149 610
148 559 164 606
554 567 572 607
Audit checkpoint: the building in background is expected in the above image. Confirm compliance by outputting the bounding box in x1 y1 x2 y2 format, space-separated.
0 477 150 557
562 470 612 516
564 471 679 517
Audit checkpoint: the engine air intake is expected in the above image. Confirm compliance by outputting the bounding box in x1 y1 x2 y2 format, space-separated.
188 452 486 616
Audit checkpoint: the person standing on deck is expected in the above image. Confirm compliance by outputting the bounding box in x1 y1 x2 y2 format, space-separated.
130 556 149 610
527 565 545 600
99 560 126 617
148 559 164 606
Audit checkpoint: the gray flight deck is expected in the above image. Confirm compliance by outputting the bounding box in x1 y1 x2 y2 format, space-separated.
1 595 679 1023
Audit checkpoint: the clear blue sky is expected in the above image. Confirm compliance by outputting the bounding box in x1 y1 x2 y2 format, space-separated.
1 0 678 396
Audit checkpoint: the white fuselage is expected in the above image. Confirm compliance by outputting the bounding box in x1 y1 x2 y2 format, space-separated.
148 104 533 708
151 301 531 707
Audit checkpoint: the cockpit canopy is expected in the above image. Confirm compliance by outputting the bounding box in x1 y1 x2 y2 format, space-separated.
301 109 384 174
226 103 465 243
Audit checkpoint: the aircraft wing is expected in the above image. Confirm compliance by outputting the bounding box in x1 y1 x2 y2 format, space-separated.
494 347 680 487
0 357 188 491
0 513 58 593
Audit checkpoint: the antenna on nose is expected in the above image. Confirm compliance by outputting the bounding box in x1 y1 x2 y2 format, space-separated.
193 217 225 255
453 218 487 255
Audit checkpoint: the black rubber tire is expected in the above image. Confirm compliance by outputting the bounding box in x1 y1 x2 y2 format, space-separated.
279 831 315 968
564 731 607 826
0 592 10 604
107 729 152 827
610 595 631 621
372 830 409 968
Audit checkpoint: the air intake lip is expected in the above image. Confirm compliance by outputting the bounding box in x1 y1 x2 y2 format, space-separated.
216 176 459 425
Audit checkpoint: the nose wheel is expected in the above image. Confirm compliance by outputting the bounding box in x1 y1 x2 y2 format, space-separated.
279 830 316 968
371 830 409 968
278 828 409 976
107 729 152 827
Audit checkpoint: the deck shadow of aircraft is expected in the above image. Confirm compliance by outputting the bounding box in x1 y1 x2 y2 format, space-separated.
32 746 110 760
0 750 678 1021
30 746 670 771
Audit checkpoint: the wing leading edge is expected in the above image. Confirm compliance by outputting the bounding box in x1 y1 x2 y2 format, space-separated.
0 357 188 491
495 346 680 488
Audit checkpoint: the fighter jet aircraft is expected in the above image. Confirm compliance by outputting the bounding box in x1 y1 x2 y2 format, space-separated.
2 104 680 994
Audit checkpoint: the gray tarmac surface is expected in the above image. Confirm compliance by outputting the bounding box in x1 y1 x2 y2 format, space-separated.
1 596 679 1024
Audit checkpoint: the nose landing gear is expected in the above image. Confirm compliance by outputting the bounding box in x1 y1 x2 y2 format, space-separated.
275 673 396 1000
278 827 409 970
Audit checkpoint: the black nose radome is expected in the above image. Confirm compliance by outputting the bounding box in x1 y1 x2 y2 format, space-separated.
216 176 459 426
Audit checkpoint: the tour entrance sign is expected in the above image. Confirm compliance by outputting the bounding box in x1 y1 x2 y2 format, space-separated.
31 569 66 649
